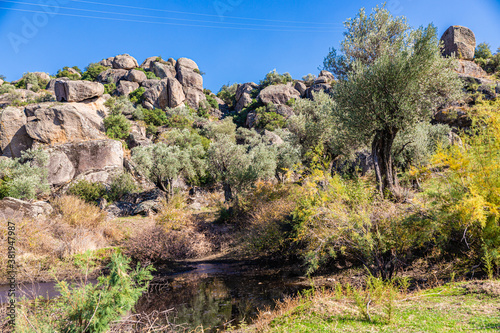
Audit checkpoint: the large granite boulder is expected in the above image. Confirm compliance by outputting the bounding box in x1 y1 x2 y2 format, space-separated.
126 69 147 84
0 198 53 219
112 54 139 70
305 83 332 99
25 103 106 145
258 84 300 105
98 57 114 67
294 81 307 97
55 80 104 102
168 77 186 108
32 72 51 82
0 107 33 157
47 139 123 186
116 81 139 97
235 82 258 112
142 78 186 109
140 56 159 71
152 62 177 80
176 58 198 70
441 26 476 60
455 59 488 78
97 69 129 84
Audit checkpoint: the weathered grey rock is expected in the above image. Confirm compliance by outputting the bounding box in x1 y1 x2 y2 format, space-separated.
142 79 169 110
112 54 139 70
176 57 199 70
97 69 129 84
0 107 33 158
167 58 176 67
46 77 69 91
31 72 51 82
246 111 257 128
455 59 487 78
55 80 104 102
126 69 147 84
127 130 152 149
176 66 203 91
235 82 258 112
294 81 307 97
441 26 476 60
263 130 284 145
67 68 81 78
318 70 335 81
314 77 329 84
0 79 4 86
47 150 75 186
141 79 161 89
47 139 123 186
183 87 205 109
0 198 53 219
258 84 300 105
98 57 114 67
26 103 106 145
275 105 294 118
152 62 177 79
305 83 332 99
167 77 186 108
434 106 471 129
116 81 139 97
140 56 159 71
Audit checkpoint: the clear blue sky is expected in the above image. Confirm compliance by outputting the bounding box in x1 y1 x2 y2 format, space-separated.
0 0 499 91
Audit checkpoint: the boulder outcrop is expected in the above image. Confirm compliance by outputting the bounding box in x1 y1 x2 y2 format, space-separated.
0 198 53 219
0 107 32 157
55 80 104 102
112 54 139 70
441 26 476 60
258 84 300 105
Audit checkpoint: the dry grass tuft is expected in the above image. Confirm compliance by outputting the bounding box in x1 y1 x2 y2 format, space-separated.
51 195 106 229
155 194 192 231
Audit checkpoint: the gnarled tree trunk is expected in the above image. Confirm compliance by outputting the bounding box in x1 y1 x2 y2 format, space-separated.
371 127 400 197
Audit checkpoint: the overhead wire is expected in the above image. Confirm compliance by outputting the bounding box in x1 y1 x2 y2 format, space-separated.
0 6 342 32
0 0 343 29
65 0 341 26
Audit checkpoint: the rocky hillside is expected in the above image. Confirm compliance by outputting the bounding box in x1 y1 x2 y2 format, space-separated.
0 25 499 220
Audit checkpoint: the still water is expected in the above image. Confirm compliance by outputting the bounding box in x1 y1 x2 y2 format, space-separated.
136 260 307 331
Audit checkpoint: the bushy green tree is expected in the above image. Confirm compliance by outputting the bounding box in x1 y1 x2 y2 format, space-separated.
333 19 463 196
260 69 293 88
475 42 493 60
103 97 132 140
217 83 238 109
322 4 411 79
132 142 206 198
207 134 277 201
81 63 108 81
56 66 82 80
68 180 107 203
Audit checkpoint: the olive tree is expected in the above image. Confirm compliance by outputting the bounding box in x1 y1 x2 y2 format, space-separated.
322 4 411 79
132 142 205 199
333 24 463 196
207 134 277 202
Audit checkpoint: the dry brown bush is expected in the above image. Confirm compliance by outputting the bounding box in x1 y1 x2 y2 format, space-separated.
51 195 106 229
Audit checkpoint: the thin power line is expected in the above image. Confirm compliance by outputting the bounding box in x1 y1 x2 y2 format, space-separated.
0 0 342 29
66 0 340 26
0 6 342 33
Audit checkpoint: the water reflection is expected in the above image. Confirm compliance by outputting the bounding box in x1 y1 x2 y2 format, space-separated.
135 261 304 332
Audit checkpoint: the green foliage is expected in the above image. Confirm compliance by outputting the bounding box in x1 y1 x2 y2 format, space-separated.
260 69 293 88
82 63 108 81
322 4 411 79
129 87 145 105
255 105 286 131
132 141 206 197
205 92 219 109
302 73 317 86
201 116 237 141
0 83 15 94
15 72 48 92
104 113 130 140
54 253 153 332
475 42 493 60
103 82 116 95
0 149 49 200
333 21 463 195
217 83 238 109
68 180 107 203
108 172 137 202
193 68 206 76
142 107 168 127
135 67 160 80
56 66 82 80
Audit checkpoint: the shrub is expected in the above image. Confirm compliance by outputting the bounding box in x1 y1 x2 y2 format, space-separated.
255 105 286 131
260 69 293 88
129 87 145 105
55 66 82 80
193 68 205 75
217 83 238 109
108 172 137 202
15 72 48 92
142 107 168 127
104 82 116 95
104 113 130 140
0 83 15 94
81 63 108 81
68 180 107 203
0 148 49 200
302 73 317 86
205 91 219 109
52 195 106 229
